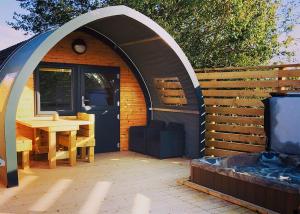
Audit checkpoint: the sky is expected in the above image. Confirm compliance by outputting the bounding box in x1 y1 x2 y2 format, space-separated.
0 0 31 49
0 0 299 64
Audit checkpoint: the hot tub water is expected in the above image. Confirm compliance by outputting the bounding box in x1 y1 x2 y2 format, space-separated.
199 152 300 187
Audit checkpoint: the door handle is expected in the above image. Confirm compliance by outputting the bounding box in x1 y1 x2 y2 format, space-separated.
81 96 85 107
82 96 90 106
102 110 108 115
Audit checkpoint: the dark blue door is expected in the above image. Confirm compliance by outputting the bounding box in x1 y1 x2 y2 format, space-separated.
79 66 120 153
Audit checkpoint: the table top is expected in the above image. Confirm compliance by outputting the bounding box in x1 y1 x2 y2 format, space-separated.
17 117 91 128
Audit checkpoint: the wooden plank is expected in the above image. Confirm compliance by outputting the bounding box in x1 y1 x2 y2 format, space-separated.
68 130 77 166
194 63 300 72
280 89 300 93
76 137 95 147
16 76 35 119
206 115 264 126
16 137 32 152
21 151 30 169
80 124 95 130
80 147 87 160
88 147 94 163
16 123 34 140
41 125 79 132
278 69 300 77
205 148 244 156
197 70 277 80
57 134 69 147
17 119 89 128
48 131 56 169
159 89 185 97
206 124 265 135
155 81 182 89
206 140 265 153
200 80 278 88
206 132 266 145
202 90 271 98
205 107 264 116
56 151 69 160
204 98 264 107
60 116 77 120
279 80 300 88
161 97 187 105
77 112 95 123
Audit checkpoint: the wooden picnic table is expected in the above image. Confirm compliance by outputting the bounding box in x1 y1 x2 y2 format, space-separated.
16 117 91 168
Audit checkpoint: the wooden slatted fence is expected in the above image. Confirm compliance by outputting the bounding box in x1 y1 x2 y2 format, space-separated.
195 64 300 157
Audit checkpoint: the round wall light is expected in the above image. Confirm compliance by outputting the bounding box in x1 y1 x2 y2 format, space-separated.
72 39 87 54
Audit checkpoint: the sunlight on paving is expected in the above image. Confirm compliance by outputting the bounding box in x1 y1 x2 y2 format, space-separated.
29 179 72 212
0 175 38 207
171 161 181 164
140 159 150 163
110 158 120 161
131 193 151 214
20 168 35 175
79 181 112 214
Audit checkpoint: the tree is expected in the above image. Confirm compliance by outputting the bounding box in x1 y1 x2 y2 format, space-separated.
7 0 298 68
7 0 103 34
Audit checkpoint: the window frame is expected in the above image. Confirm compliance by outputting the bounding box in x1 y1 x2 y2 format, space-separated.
34 62 77 116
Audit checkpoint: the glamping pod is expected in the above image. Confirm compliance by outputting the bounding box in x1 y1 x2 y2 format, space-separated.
0 6 205 187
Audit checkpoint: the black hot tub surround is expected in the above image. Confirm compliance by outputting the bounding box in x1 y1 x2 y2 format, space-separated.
191 93 300 213
191 152 300 213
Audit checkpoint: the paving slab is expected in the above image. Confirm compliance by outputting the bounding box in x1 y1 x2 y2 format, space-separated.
0 152 254 214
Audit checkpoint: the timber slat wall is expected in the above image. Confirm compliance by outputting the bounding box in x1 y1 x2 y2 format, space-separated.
196 64 300 157
154 77 188 105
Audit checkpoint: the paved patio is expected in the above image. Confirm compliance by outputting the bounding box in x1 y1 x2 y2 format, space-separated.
0 152 254 214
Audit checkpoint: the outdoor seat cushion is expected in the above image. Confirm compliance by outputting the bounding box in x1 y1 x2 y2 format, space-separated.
147 122 185 159
166 122 185 132
129 126 147 154
146 120 166 155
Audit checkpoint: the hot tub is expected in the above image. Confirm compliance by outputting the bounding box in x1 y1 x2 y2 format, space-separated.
191 152 300 213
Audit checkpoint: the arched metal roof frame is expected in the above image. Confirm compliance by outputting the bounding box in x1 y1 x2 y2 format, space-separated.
0 6 203 187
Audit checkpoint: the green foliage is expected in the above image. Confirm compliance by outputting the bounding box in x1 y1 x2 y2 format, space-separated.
7 0 103 34
7 0 298 68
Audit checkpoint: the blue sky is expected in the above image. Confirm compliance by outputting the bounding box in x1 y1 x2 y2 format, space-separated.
0 0 31 49
0 0 299 64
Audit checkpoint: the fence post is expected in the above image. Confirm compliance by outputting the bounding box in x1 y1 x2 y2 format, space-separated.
278 67 287 92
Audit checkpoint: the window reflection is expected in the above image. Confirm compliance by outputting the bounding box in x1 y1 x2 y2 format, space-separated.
84 73 115 106
39 67 73 112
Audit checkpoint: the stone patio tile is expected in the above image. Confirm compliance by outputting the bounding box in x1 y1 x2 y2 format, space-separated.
0 152 254 214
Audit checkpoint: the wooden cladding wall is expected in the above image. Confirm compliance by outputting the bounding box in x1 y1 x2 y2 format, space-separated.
16 31 147 151
196 64 300 157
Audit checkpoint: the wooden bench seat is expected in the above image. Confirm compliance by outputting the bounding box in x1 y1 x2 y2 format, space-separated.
16 135 32 169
